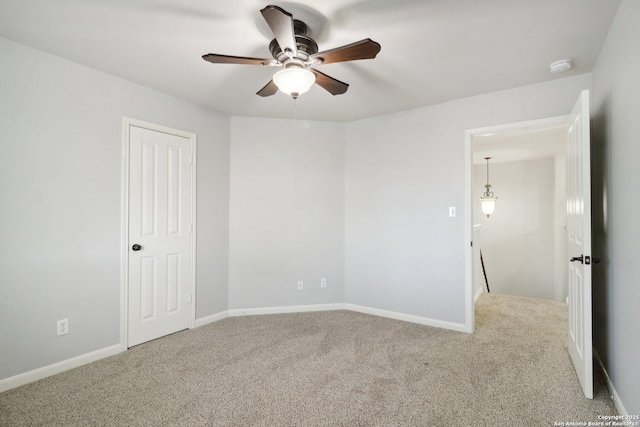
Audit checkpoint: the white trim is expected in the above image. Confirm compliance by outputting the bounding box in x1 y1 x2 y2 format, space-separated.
345 304 468 333
473 224 483 305
120 117 198 348
195 311 229 328
229 303 346 317
464 115 571 336
190 133 198 330
466 116 570 137
474 287 484 304
120 118 130 352
0 344 124 393
594 350 628 416
464 129 474 333
226 303 467 333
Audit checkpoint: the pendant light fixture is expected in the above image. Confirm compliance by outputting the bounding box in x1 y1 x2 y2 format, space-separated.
481 157 497 217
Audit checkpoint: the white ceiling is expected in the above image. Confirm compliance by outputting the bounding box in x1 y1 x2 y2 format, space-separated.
0 0 621 122
473 125 567 165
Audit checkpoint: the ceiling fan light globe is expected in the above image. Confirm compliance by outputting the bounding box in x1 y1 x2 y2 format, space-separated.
273 68 315 97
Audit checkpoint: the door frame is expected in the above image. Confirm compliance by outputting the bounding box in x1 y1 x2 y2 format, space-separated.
463 115 569 333
120 117 197 348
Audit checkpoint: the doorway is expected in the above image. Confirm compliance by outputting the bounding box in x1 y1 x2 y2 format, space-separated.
121 118 197 348
472 125 568 301
464 115 570 333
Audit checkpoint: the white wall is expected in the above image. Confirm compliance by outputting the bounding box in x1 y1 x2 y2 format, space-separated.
473 159 556 300
591 0 640 414
553 154 568 302
345 73 591 325
0 37 231 381
229 117 345 309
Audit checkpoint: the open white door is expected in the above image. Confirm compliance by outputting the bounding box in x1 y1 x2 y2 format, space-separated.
127 124 194 347
566 90 593 399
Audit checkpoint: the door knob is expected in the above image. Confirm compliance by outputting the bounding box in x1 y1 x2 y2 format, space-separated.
132 244 142 251
570 255 583 263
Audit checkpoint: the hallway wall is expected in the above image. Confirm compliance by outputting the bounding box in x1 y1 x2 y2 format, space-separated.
473 158 556 300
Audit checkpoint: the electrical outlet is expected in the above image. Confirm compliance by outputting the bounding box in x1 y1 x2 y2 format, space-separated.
297 280 303 290
57 319 68 336
321 278 327 288
449 206 456 217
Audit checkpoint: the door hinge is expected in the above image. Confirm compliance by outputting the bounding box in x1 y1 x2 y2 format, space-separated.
188 294 192 304
189 155 193 165
189 223 193 234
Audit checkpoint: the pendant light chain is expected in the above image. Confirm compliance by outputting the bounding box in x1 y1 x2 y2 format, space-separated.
486 158 490 187
483 157 494 196
481 157 497 217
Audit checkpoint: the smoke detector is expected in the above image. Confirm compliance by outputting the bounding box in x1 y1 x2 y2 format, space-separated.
549 59 572 73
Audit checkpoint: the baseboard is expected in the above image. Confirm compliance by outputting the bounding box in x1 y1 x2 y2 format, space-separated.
228 303 467 333
194 310 229 328
228 303 346 317
474 287 484 304
0 343 125 393
593 350 628 416
344 304 468 333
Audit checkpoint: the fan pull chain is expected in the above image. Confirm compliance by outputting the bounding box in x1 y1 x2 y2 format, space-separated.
293 97 297 128
292 98 298 193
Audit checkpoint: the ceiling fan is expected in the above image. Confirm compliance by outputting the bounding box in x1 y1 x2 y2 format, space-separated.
202 5 381 99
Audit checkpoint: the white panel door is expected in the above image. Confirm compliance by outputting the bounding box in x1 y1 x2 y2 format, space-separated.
128 125 192 347
566 90 593 398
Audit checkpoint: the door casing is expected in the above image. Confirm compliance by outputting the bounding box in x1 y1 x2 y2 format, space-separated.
120 117 197 348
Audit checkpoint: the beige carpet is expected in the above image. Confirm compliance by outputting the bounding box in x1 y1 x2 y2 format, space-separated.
0 294 616 426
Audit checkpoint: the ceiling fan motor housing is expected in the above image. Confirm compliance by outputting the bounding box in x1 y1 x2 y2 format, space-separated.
269 20 318 63
292 19 308 36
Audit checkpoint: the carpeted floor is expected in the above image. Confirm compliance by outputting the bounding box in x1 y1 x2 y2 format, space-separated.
0 293 617 426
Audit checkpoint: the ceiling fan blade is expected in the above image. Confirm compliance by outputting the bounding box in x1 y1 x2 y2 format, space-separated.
309 39 381 65
260 5 297 57
257 79 279 97
310 69 349 95
202 53 272 66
